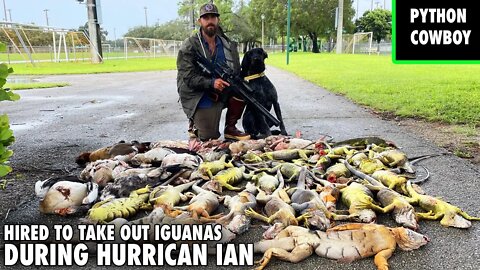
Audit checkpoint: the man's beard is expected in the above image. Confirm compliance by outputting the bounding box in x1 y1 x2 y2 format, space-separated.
203 24 217 37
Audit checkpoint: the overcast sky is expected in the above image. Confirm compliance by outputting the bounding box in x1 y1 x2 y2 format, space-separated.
2 0 182 39
2 0 391 39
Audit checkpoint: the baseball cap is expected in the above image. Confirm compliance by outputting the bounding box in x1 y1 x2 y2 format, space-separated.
199 3 220 18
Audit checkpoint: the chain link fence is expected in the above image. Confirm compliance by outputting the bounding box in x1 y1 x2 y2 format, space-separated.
1 22 392 64
123 37 183 59
0 23 186 64
0 22 101 64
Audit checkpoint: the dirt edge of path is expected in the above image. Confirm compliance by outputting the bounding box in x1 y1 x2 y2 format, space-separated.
369 109 479 165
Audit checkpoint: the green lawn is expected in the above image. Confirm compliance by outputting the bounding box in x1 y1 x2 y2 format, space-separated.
8 57 176 75
5 52 480 127
267 53 480 127
0 51 137 62
5 82 69 90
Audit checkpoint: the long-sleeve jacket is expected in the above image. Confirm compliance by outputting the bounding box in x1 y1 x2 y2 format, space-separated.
176 30 241 119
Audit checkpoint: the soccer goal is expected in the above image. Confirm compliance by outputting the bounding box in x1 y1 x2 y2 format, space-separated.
352 32 374 54
0 21 100 64
123 37 183 59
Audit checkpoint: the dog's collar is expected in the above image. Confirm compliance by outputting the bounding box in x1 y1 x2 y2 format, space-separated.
244 72 265 82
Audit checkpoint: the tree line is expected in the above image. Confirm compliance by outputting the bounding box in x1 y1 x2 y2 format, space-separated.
0 1 390 53
123 1 391 53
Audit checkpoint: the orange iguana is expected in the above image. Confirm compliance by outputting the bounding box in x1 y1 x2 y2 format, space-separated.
254 223 429 270
175 183 224 221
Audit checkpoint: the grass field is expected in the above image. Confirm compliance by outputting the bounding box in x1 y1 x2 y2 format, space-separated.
267 53 480 127
5 82 69 90
1 51 108 62
4 53 480 127
0 49 155 63
0 51 139 62
8 57 176 75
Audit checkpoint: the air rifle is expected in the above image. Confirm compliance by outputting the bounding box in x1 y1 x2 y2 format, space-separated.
195 52 280 127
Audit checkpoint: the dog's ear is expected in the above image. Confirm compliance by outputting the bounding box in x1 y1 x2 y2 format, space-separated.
241 51 251 77
263 49 268 59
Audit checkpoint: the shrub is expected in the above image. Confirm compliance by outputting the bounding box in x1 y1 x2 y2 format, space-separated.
0 63 20 177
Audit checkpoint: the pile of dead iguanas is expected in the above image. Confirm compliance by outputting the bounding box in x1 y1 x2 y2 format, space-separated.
34 135 480 270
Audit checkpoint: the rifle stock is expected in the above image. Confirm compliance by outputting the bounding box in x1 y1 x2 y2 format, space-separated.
195 52 281 127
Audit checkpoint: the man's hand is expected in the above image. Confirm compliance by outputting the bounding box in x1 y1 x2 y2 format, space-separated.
213 78 230 92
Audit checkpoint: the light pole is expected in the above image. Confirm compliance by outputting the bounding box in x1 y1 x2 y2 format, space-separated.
286 0 291 65
144 6 148 27
191 0 195 31
261 14 265 48
2 0 7 22
7 8 10 21
113 27 117 49
43 9 49 26
356 0 359 20
336 0 343 54
80 0 103 63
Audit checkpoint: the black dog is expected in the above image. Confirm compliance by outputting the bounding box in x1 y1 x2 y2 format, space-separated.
241 48 287 138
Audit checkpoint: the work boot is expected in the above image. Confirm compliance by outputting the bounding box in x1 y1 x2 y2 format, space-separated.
224 97 251 141
188 119 198 139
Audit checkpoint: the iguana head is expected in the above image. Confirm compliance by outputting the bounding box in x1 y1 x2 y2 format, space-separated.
356 209 377 223
244 182 258 194
227 214 251 235
306 209 331 231
262 223 285 239
202 180 222 193
391 227 429 251
392 205 419 230
93 166 113 187
440 213 472 228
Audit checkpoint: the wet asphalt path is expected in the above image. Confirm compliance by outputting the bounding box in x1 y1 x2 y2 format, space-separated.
1 67 479 269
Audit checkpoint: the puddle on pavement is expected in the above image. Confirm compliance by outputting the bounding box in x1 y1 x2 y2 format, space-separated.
9 121 43 132
104 112 136 120
7 76 39 84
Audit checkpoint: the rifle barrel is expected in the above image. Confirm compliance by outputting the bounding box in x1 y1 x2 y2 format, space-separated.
195 53 281 127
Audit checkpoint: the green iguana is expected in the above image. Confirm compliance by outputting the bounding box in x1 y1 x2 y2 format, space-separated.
340 182 386 223
261 149 314 161
290 167 355 231
86 187 152 223
149 180 198 217
192 154 233 180
246 171 309 229
406 181 480 228
262 162 303 182
344 160 418 229
372 170 408 195
209 166 252 192
251 172 279 194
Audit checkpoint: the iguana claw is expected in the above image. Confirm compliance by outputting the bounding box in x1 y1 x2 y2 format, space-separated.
297 213 313 222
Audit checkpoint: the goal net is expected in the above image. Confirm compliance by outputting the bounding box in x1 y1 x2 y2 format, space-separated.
123 37 183 59
0 23 184 64
0 22 101 64
352 32 374 54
